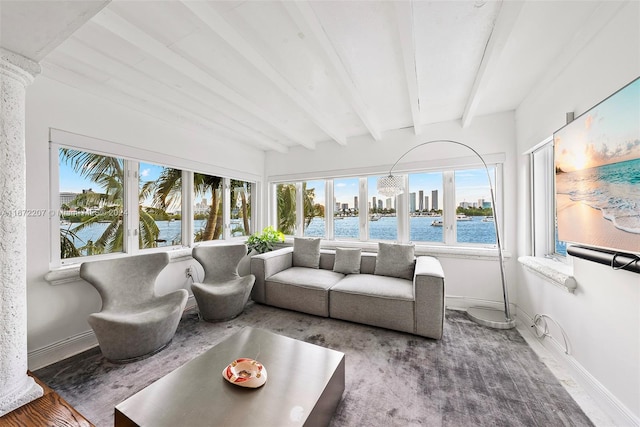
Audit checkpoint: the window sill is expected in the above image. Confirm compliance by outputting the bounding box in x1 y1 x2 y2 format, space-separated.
518 256 577 293
45 248 194 285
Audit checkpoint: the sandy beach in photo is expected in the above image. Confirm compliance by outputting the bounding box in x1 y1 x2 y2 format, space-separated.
556 194 640 253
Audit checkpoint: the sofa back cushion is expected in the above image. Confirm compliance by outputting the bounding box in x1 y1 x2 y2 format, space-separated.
374 242 415 280
333 248 361 274
293 237 321 268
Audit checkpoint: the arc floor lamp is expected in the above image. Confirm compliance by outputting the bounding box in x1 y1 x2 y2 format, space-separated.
377 139 515 329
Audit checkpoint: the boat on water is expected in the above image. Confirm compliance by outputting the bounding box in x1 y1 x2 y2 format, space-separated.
431 220 443 227
370 214 381 221
482 216 494 222
456 214 472 221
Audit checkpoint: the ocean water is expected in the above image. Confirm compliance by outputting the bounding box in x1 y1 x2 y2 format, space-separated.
556 158 640 235
306 215 497 244
63 214 498 256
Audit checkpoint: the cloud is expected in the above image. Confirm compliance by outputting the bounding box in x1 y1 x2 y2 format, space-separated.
140 168 151 178
335 183 347 187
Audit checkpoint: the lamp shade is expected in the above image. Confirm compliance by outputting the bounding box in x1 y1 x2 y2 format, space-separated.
377 174 404 197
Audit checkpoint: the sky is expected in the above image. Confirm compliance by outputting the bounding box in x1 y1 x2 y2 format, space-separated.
554 78 640 172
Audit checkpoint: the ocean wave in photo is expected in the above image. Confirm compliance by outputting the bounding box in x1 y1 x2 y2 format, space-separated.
556 158 640 234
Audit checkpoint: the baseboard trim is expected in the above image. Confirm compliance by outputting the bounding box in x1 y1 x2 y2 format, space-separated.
517 307 639 427
445 295 516 313
29 296 198 371
28 330 98 372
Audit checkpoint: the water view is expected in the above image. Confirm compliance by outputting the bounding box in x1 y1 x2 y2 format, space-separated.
305 215 497 244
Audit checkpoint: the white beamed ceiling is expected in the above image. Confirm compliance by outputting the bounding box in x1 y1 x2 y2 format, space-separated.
5 0 619 153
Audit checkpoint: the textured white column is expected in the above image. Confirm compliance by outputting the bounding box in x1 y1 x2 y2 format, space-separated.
0 48 43 416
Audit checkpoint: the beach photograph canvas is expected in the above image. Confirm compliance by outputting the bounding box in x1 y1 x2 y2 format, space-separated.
554 77 640 254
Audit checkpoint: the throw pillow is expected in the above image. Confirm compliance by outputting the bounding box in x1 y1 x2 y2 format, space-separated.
374 242 415 280
333 248 361 274
292 237 321 269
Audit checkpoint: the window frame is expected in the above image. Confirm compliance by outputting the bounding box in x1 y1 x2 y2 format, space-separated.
267 153 505 251
49 129 260 268
528 136 566 258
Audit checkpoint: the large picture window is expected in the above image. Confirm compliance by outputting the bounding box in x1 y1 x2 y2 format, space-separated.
51 131 257 267
455 168 496 245
333 178 359 239
139 162 182 249
408 172 443 243
193 173 223 242
59 149 125 259
269 160 503 249
303 180 325 238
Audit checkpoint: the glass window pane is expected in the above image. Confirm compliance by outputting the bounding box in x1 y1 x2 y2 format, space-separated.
333 178 360 239
276 183 296 235
455 168 496 244
58 148 124 258
231 180 252 237
408 172 443 242
194 173 223 242
139 163 182 249
367 176 397 241
303 180 325 237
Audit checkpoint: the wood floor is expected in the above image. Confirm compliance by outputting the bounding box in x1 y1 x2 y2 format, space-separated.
0 373 94 427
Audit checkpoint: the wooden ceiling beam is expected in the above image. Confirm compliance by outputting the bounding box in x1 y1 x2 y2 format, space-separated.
92 8 315 150
181 1 347 146
54 37 289 153
42 58 288 153
394 1 422 135
461 0 524 128
282 1 383 141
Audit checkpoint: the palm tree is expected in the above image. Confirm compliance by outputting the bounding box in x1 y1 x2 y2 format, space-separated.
151 169 223 242
59 149 161 257
231 179 251 236
276 183 316 235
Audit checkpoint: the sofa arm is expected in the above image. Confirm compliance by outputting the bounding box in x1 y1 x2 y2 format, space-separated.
414 256 445 339
250 247 294 303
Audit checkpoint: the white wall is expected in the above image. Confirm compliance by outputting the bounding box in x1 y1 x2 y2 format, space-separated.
515 2 640 424
24 76 265 368
266 111 519 312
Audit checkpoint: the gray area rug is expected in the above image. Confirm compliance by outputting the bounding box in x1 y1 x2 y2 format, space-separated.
35 303 593 427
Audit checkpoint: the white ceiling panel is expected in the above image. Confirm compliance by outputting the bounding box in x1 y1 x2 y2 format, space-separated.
3 0 628 153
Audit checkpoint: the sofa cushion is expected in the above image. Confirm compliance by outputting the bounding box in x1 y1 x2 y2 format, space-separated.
266 267 344 317
267 267 344 290
333 248 361 274
374 242 415 280
330 274 414 300
293 237 321 268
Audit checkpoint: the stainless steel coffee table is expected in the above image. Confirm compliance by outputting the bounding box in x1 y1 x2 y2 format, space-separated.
115 327 345 427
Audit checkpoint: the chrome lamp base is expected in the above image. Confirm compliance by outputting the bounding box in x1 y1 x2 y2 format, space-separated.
467 306 516 330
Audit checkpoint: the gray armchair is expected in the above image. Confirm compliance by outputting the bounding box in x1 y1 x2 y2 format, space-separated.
191 244 255 321
79 252 188 362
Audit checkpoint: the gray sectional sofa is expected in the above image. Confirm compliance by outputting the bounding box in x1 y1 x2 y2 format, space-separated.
250 242 445 339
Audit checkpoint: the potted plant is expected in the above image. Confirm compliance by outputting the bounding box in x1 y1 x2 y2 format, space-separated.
246 226 285 255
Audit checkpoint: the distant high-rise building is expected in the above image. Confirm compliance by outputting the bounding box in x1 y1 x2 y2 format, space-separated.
418 190 424 211
432 190 439 210
377 200 383 210
336 202 341 211
372 196 377 210
409 192 416 212
483 201 492 209
60 192 77 206
354 196 358 210
385 198 392 209
341 203 349 211
425 196 430 212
